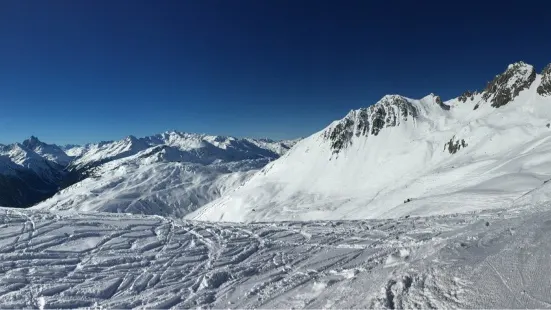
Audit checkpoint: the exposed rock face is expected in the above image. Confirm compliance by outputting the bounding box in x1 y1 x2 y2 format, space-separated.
434 95 450 110
458 90 475 103
481 62 536 108
324 95 418 154
537 64 551 96
444 136 467 154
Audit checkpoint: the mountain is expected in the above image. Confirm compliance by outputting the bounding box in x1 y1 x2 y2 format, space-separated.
68 131 296 172
33 146 265 217
189 61 551 222
22 136 74 166
0 140 66 207
0 132 297 211
31 132 298 216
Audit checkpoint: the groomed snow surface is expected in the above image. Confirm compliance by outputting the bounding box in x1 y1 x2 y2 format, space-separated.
1 202 551 309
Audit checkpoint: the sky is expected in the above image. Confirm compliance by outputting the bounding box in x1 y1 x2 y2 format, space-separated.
1 0 550 145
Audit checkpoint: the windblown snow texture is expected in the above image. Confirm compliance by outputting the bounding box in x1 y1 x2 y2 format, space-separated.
2 202 551 308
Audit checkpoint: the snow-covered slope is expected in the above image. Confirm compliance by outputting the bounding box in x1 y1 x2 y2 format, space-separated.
191 61 551 222
33 133 299 216
69 131 298 171
33 146 265 217
0 132 298 210
4 200 551 308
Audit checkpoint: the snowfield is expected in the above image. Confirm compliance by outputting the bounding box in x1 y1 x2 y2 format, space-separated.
1 202 551 308
32 148 264 218
32 133 297 217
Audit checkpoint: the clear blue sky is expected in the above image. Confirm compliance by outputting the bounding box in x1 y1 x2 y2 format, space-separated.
1 0 550 145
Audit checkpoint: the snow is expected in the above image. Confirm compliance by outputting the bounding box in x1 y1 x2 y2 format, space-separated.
32 153 259 217
5 62 551 308
0 143 63 182
191 69 551 222
33 135 298 217
22 136 73 166
69 131 298 171
1 201 551 308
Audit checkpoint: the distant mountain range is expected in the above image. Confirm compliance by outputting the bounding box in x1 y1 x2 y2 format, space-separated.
0 131 298 212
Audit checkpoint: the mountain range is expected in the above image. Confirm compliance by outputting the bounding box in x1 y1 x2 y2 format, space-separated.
4 61 551 308
0 132 298 214
3 60 551 224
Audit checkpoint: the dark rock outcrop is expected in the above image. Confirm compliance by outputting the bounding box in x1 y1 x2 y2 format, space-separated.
537 64 551 96
434 95 450 110
444 136 467 154
481 62 536 108
458 90 476 103
324 95 418 154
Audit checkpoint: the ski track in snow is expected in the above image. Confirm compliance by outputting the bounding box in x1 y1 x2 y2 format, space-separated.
0 205 550 308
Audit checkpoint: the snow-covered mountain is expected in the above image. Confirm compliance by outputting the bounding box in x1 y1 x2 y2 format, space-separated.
68 131 297 172
0 140 66 207
0 132 297 211
190 61 551 222
21 136 73 166
33 147 263 217
29 132 298 216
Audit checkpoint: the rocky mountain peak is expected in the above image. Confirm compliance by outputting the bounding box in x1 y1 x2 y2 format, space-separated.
458 90 476 103
537 63 551 96
323 95 418 154
480 61 536 108
22 136 42 149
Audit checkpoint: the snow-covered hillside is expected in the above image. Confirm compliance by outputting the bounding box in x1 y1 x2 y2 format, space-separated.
32 132 298 216
33 147 263 217
191 61 551 222
69 131 297 172
3 200 551 308
0 132 297 211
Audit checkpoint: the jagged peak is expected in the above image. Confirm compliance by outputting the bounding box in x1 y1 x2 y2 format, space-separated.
21 135 44 149
380 94 405 100
479 61 536 108
507 61 532 71
124 135 138 142
323 94 418 154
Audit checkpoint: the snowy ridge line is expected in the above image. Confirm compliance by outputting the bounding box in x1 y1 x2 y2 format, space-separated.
0 131 299 210
191 61 551 222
